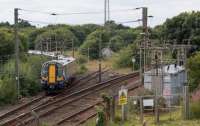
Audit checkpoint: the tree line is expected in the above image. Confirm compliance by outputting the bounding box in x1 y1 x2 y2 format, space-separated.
0 11 200 105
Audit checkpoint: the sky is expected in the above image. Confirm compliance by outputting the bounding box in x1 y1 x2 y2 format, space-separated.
0 0 199 27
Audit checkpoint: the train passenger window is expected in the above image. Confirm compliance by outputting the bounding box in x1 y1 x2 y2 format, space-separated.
41 64 48 76
57 64 63 77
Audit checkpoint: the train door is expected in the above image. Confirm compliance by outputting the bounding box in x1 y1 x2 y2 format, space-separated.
48 64 56 84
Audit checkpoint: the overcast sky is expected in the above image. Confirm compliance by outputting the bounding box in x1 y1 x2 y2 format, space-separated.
0 0 199 27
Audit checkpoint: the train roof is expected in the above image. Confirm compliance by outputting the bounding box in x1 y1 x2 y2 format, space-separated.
28 50 57 57
44 57 76 66
28 50 76 66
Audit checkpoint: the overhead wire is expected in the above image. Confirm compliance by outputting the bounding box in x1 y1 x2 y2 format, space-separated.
19 18 106 26
19 7 144 27
19 19 55 25
117 19 142 24
19 8 54 15
19 8 137 16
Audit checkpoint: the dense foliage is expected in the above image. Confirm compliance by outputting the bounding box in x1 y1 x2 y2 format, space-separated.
112 43 138 69
0 55 48 105
187 52 200 91
190 101 200 119
0 28 28 56
155 11 200 46
0 11 200 105
0 77 17 105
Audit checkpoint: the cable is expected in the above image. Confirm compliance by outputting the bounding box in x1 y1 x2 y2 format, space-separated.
60 9 136 15
20 8 136 16
20 18 105 26
19 19 54 25
20 9 54 15
117 19 142 24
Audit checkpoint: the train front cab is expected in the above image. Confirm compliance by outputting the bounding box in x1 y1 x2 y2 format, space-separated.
41 62 65 93
48 64 56 84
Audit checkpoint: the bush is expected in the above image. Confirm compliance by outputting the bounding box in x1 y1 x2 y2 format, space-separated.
112 43 140 70
80 29 110 59
187 52 200 91
1 55 48 98
95 106 106 126
0 76 17 105
77 64 88 74
190 101 200 119
0 28 28 56
77 54 87 64
109 35 124 52
112 47 132 68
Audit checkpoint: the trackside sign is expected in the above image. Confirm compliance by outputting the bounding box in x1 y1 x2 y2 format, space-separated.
118 89 128 105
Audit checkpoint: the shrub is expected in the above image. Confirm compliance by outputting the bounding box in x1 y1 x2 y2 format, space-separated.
109 35 124 52
112 47 133 68
1 55 47 98
0 76 17 105
190 101 200 119
95 106 106 126
80 29 110 59
187 52 200 91
77 64 88 74
77 54 87 64
112 43 138 69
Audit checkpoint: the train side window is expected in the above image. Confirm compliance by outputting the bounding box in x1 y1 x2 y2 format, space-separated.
41 64 48 76
57 64 63 77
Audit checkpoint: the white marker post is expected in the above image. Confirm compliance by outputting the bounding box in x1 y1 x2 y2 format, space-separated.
132 57 136 71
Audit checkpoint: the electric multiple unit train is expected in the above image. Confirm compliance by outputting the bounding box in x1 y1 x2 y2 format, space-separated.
40 57 77 93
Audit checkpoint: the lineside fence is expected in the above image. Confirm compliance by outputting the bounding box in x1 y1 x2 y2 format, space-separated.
112 86 190 125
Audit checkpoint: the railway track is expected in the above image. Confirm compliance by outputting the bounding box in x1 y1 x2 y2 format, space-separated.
39 72 139 126
56 76 141 126
0 69 110 126
7 72 138 126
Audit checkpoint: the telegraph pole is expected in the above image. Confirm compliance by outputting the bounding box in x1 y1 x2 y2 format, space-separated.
104 0 107 23
72 39 74 57
14 8 20 99
139 7 148 85
155 51 159 124
88 47 90 63
98 0 107 82
107 0 110 21
139 47 142 84
142 7 148 72
99 34 102 82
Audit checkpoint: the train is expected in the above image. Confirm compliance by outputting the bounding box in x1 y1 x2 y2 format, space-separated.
40 56 77 93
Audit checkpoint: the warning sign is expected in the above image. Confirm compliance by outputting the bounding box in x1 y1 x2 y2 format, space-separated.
118 89 128 105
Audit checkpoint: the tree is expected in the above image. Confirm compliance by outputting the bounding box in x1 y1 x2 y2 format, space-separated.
69 25 87 46
0 28 28 56
105 20 129 30
115 29 138 45
112 43 138 69
160 11 200 46
0 22 11 27
81 24 102 35
28 28 46 49
18 20 35 28
109 35 124 52
80 29 110 59
187 52 200 91
34 28 78 51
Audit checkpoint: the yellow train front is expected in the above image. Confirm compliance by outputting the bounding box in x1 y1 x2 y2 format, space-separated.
40 57 77 93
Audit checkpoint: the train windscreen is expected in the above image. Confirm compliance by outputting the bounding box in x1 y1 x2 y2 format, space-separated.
48 64 56 84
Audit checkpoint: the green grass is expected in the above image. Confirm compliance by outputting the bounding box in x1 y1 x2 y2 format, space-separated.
83 109 200 126
142 110 200 126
